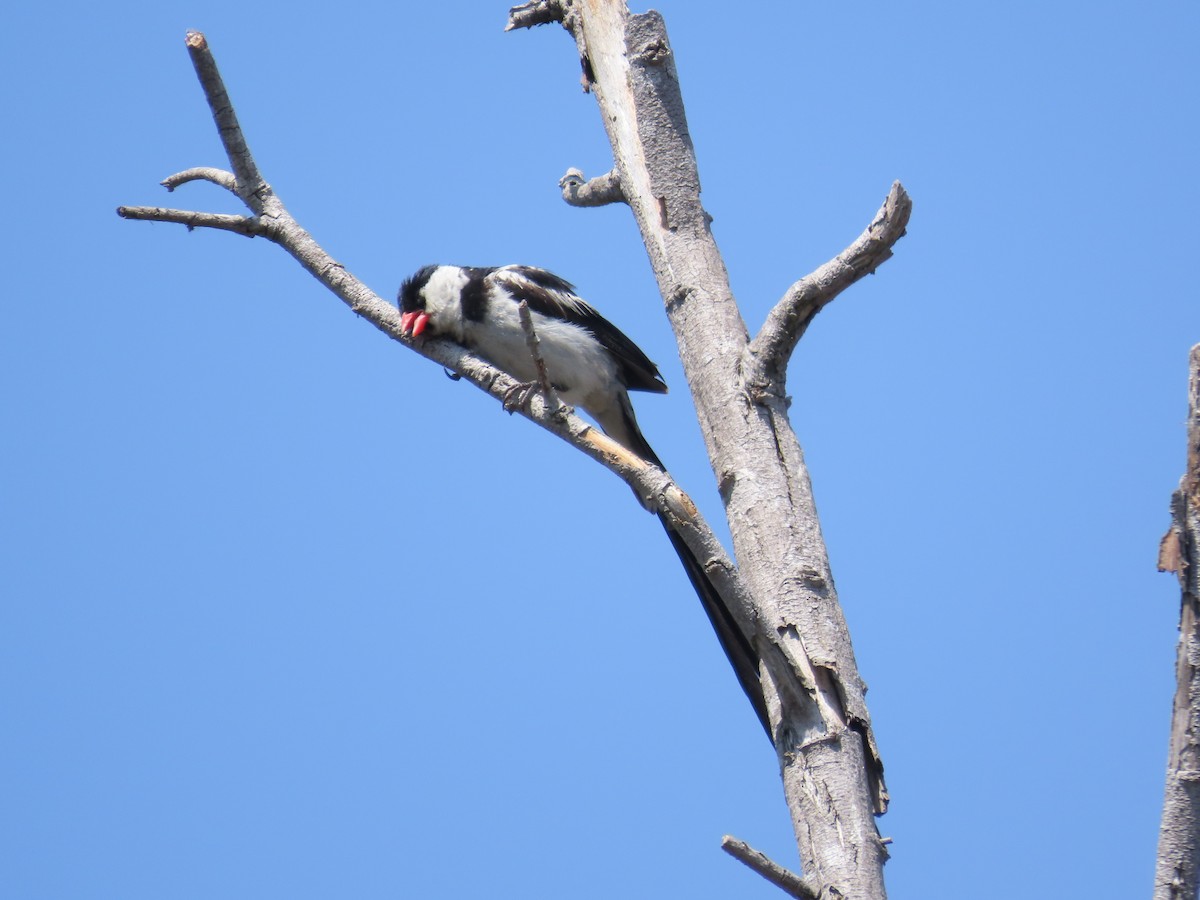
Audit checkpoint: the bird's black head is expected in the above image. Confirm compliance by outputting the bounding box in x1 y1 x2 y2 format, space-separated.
398 264 438 313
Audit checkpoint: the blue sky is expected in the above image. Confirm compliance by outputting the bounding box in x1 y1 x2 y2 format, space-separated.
2 2 1196 898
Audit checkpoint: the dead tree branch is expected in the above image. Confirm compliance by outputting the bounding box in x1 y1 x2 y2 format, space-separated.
509 2 903 895
747 181 912 393
505 0 565 30
721 836 820 900
161 166 239 193
116 29 757 688
1154 343 1200 900
116 206 267 237
559 167 627 207
182 31 264 203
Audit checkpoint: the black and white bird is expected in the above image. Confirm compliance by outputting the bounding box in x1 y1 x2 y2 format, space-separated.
399 264 769 736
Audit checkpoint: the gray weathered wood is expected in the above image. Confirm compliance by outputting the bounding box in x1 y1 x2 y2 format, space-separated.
1155 344 1200 900
507 1 907 895
721 835 820 900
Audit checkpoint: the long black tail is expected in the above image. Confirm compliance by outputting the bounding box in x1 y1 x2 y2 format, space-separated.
612 396 770 736
658 515 771 738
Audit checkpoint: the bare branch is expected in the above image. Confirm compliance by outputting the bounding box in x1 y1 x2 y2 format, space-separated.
119 31 754 645
1154 343 1200 900
161 167 239 194
559 167 626 207
116 205 266 237
505 0 564 31
721 836 819 900
184 30 266 208
516 7 897 895
748 180 912 389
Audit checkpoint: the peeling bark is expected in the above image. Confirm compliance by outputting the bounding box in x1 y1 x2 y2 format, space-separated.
513 2 903 895
1155 344 1200 900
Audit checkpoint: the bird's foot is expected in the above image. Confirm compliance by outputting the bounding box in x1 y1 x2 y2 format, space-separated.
502 380 541 414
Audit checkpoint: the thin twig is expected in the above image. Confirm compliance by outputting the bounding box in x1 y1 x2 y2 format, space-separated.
721 836 820 900
115 206 266 237
517 300 559 407
117 31 750 601
184 30 265 206
505 0 565 31
161 167 239 193
748 181 912 389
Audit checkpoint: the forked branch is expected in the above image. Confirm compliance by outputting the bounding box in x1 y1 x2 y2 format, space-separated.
116 206 267 237
116 28 755 660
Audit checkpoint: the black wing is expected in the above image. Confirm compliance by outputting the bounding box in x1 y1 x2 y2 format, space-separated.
488 266 668 395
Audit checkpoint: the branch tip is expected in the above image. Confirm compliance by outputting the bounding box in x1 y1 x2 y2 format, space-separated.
559 167 626 208
721 836 821 900
506 0 565 31
160 167 239 194
116 205 265 238
749 180 913 381
181 28 266 206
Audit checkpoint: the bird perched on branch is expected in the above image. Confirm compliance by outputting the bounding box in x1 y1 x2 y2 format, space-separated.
399 264 769 736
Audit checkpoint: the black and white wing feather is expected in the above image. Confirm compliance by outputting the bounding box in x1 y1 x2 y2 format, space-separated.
488 266 667 396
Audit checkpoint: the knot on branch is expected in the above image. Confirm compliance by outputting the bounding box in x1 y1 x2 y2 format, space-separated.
742 363 790 409
634 37 671 66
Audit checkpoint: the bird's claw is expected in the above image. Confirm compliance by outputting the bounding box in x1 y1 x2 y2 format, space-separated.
502 380 541 414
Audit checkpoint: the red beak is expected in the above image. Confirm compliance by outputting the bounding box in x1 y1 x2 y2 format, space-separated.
400 310 430 337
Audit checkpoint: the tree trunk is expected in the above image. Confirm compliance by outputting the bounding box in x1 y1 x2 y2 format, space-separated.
530 2 895 894
1155 344 1200 900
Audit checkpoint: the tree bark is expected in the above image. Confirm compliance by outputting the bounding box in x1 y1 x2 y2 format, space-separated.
510 2 903 895
1155 344 1200 900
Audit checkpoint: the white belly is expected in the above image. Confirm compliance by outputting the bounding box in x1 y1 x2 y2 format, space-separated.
462 303 620 415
